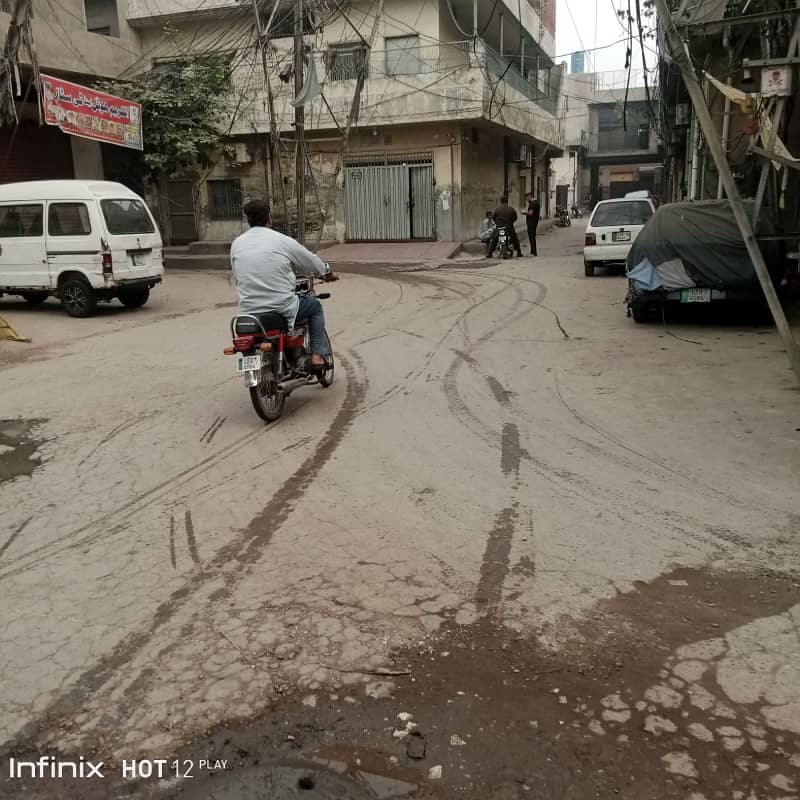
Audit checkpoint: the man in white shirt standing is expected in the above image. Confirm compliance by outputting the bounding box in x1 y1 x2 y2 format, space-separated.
230 199 337 368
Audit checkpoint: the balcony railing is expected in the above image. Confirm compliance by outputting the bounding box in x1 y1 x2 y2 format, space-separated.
313 39 560 114
482 44 562 113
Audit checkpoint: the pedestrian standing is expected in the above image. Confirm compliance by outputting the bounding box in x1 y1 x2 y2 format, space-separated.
525 192 540 256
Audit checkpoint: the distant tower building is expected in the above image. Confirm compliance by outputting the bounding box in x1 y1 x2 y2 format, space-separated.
571 51 586 74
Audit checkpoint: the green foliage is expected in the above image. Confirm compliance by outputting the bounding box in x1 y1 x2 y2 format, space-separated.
98 56 232 180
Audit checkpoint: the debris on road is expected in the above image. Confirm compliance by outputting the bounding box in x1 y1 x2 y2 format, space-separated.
406 730 427 760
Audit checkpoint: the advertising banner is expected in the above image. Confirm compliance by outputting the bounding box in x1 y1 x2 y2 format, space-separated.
42 74 143 151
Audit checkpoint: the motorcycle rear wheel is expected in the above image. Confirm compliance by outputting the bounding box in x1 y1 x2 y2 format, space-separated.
250 352 286 422
318 331 334 388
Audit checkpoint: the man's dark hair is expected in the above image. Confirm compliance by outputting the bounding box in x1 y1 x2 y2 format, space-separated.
526 192 534 199
485 210 493 217
500 195 508 204
244 199 270 227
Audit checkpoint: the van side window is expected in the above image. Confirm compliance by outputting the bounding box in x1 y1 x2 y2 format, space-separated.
48 203 92 236
0 204 43 237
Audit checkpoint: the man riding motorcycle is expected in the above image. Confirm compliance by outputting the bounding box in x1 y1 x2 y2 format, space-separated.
230 199 337 369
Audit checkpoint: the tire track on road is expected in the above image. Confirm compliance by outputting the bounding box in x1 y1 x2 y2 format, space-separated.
3 352 368 754
76 410 159 469
0 399 311 581
442 268 775 520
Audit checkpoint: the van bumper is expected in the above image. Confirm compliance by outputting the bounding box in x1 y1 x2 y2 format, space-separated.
115 276 162 289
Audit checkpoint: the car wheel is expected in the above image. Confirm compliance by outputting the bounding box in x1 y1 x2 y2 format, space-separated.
631 302 649 323
21 291 49 305
584 260 595 277
60 278 97 318
119 288 150 309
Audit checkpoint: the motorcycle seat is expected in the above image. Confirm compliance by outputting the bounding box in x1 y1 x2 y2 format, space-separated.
235 312 288 335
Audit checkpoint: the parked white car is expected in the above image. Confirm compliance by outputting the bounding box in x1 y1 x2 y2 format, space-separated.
0 180 163 317
583 197 656 276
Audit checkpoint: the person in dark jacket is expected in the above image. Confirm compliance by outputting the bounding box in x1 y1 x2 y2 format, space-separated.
487 196 522 258
525 192 541 256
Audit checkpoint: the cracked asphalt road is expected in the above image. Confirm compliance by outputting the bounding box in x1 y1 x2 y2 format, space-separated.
0 224 798 799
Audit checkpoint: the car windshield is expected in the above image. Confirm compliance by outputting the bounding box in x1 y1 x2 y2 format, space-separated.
101 199 155 235
591 201 652 227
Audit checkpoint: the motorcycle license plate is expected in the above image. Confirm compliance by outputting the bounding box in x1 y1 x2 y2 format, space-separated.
612 230 631 242
237 354 261 372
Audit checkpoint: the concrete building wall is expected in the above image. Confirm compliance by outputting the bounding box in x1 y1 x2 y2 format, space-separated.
461 128 506 239
70 138 105 179
128 0 564 244
0 0 140 78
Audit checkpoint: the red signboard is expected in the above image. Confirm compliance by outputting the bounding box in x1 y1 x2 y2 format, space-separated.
41 74 143 151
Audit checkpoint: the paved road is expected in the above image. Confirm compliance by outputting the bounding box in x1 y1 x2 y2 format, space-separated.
1 226 798 799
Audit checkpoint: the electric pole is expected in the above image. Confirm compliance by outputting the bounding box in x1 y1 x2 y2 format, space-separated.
249 0 289 226
294 0 305 243
0 0 33 124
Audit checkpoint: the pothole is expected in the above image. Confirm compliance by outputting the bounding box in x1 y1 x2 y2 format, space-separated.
0 418 46 484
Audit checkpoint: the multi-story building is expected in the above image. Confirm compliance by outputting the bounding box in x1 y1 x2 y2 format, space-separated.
0 0 141 182
128 0 565 244
550 72 662 212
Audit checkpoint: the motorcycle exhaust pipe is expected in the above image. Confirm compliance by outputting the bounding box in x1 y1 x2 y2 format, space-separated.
277 376 315 395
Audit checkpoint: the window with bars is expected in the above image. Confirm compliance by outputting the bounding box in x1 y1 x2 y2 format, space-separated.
208 180 243 220
325 42 368 81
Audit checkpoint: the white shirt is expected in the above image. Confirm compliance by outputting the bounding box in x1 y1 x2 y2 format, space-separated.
230 226 329 324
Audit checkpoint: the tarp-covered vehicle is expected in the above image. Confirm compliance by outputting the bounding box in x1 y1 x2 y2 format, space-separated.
625 200 781 323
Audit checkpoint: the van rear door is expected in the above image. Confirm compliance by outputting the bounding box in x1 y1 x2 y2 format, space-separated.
99 198 163 281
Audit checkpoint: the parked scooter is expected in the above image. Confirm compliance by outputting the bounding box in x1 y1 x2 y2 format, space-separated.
570 204 584 219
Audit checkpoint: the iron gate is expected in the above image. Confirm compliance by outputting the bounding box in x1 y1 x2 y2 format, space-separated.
344 156 434 241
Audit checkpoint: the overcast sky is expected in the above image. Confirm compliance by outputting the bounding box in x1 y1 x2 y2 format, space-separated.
555 0 649 76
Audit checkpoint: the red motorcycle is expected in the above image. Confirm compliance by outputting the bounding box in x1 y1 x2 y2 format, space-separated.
224 276 334 422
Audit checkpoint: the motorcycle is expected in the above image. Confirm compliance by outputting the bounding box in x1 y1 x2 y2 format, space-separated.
570 205 584 219
224 276 335 422
555 205 571 227
496 225 514 259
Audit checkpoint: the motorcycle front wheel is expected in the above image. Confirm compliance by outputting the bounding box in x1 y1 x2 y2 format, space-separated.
250 352 286 422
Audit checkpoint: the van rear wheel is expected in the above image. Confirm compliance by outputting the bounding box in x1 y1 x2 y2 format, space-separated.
60 278 97 318
21 291 48 305
119 288 150 309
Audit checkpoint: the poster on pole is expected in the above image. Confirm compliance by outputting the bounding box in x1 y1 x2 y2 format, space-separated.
41 74 143 150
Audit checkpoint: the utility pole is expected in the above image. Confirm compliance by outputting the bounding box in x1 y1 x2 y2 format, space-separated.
0 0 33 124
250 0 289 226
654 0 800 385
294 0 305 244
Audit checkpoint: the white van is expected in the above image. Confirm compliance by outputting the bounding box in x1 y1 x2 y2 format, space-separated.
0 180 163 317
